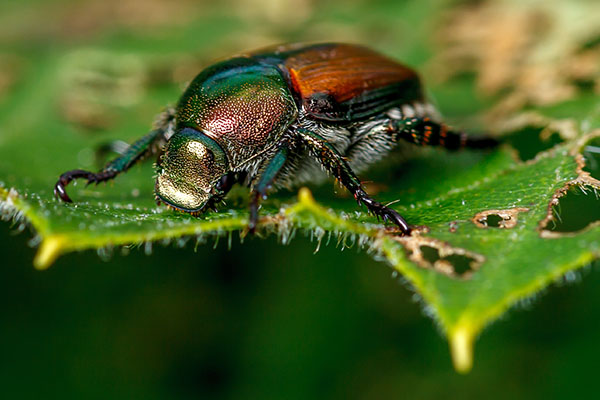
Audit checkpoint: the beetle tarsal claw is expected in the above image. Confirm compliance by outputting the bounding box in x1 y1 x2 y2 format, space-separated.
54 168 121 203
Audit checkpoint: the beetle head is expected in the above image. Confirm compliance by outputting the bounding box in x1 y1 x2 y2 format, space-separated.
155 127 228 213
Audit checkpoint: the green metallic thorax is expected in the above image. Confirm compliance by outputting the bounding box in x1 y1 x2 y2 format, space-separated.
176 57 297 169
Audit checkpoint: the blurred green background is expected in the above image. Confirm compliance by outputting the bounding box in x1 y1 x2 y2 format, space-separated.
1 0 599 398
3 223 600 399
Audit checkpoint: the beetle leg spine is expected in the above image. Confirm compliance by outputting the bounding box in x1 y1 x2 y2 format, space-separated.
297 127 411 234
392 117 498 150
55 120 173 203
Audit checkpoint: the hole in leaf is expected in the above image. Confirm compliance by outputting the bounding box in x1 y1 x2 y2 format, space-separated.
473 207 529 229
444 254 474 276
583 137 600 180
548 186 600 233
414 245 479 278
484 214 503 227
505 126 563 161
420 245 440 264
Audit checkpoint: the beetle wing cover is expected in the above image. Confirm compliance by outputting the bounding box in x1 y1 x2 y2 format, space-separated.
282 43 423 122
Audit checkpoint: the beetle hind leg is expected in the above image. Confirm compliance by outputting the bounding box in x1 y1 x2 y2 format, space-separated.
392 117 499 150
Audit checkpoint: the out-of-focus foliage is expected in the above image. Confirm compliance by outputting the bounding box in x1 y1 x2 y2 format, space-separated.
1 0 599 378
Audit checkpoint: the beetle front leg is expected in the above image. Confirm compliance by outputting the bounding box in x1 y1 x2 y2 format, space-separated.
201 171 246 212
296 128 411 235
94 139 131 167
248 146 289 233
55 127 168 202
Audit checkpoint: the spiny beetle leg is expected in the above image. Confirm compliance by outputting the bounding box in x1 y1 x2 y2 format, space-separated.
54 169 118 202
214 171 244 197
248 146 289 233
94 140 130 167
297 128 411 234
248 191 262 233
202 172 243 213
355 189 411 235
55 126 171 204
463 135 499 149
392 117 499 151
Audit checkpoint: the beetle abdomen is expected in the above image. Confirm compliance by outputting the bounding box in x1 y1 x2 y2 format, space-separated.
281 44 423 122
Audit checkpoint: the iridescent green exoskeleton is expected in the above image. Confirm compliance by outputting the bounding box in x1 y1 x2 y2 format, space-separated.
55 43 498 234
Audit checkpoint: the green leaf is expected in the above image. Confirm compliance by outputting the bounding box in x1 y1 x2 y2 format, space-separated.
2 0 600 374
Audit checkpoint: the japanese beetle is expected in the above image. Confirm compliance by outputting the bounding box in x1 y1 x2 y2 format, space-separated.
55 43 497 234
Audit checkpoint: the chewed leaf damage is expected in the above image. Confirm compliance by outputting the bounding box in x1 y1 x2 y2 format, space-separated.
393 235 484 279
539 134 600 238
473 207 529 229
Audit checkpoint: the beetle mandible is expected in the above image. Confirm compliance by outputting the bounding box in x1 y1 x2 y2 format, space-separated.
55 43 498 234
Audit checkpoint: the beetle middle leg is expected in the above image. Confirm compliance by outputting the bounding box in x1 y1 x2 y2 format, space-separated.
248 146 289 232
296 128 411 234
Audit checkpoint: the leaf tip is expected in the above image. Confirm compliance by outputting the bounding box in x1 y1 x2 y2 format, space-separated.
449 324 475 374
297 187 315 205
34 235 66 270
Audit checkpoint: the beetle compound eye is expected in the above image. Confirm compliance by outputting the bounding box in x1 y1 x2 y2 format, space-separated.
206 150 215 163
